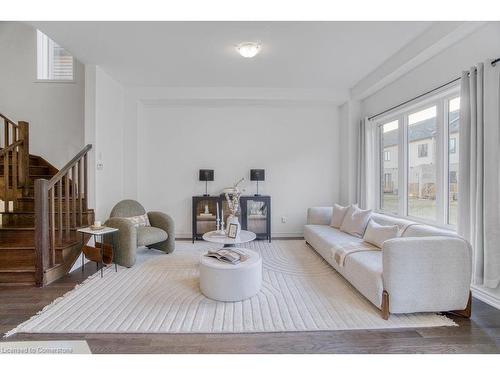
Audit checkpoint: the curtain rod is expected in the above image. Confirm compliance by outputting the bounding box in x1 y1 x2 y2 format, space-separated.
368 57 500 121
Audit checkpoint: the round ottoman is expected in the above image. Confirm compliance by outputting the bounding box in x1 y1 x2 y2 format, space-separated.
200 248 262 302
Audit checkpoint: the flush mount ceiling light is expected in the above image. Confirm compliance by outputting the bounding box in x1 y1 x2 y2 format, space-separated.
236 42 261 58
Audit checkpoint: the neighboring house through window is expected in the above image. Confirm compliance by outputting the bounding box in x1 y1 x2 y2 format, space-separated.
449 138 456 154
417 143 428 158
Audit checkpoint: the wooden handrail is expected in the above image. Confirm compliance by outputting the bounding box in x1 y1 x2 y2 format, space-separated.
48 144 92 188
0 139 23 156
35 144 92 286
0 113 19 128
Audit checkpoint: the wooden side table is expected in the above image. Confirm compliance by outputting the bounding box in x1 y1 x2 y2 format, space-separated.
77 227 119 277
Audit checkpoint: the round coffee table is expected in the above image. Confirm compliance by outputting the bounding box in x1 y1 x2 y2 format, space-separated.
200 248 262 301
202 230 256 248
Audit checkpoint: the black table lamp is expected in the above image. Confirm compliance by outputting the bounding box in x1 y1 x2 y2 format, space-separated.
250 169 265 196
199 169 214 196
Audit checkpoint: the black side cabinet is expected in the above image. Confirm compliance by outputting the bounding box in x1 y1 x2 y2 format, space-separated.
192 195 271 243
240 196 271 242
192 196 220 243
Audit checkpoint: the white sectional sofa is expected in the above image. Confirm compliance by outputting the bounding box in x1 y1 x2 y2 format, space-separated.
304 207 472 319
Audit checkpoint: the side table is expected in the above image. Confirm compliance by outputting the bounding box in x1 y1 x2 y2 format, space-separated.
77 227 119 277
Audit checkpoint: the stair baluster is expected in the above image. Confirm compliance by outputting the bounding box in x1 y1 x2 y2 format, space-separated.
34 144 92 286
1 114 30 212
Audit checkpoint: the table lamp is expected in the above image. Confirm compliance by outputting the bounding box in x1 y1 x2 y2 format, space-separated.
199 169 214 196
250 169 265 196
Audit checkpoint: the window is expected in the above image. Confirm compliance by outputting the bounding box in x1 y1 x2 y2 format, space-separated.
448 96 460 225
408 105 437 221
380 120 399 214
417 143 428 158
36 30 74 81
376 88 460 227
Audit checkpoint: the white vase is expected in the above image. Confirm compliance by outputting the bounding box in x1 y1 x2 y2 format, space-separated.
226 214 241 236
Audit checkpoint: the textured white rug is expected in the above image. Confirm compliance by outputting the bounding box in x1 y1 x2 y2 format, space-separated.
6 240 455 336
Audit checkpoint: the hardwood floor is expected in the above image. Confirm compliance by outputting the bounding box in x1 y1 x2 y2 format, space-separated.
1 264 499 354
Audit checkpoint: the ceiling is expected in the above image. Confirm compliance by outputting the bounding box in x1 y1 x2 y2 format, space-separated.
31 21 433 90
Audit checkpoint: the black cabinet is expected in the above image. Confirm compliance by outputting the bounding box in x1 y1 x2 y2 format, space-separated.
240 196 271 242
192 196 220 242
192 195 271 243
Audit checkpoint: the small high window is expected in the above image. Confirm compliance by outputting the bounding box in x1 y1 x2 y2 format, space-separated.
36 30 74 81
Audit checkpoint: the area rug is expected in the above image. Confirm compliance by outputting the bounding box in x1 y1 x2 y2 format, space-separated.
6 240 455 336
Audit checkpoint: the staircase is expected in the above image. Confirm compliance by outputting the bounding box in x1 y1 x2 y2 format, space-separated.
1 113 94 286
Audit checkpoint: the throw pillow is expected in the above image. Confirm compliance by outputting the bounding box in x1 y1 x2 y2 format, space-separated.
330 203 350 228
339 205 372 238
363 219 399 248
125 213 150 227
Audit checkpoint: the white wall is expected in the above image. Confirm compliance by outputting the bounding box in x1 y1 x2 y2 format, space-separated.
338 100 360 205
0 21 84 167
84 66 125 221
137 101 339 237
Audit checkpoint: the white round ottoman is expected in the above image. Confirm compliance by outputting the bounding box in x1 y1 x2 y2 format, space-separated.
200 248 262 302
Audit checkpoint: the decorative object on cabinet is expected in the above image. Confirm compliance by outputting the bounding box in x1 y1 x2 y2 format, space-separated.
250 169 265 196
224 177 245 237
199 169 214 196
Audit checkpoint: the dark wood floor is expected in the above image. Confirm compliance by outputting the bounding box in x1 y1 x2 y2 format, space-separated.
1 264 500 354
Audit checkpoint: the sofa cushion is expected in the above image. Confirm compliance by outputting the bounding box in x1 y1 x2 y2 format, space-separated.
330 204 350 228
305 224 384 308
137 226 168 246
340 205 372 238
342 251 384 308
304 225 365 267
363 219 399 248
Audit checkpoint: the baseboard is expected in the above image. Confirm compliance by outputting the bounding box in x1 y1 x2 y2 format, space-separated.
471 285 500 310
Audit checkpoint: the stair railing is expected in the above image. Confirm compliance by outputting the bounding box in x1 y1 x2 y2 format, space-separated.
34 144 92 286
1 114 29 212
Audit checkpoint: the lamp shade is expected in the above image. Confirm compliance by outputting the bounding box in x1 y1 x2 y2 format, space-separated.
199 169 214 181
250 169 265 181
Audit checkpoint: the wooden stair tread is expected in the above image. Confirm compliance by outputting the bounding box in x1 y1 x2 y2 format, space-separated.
0 232 82 248
0 268 36 273
0 226 34 230
1 209 93 215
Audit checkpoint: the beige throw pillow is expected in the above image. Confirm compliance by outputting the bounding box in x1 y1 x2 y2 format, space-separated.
125 213 150 227
363 219 399 248
339 205 372 238
330 203 350 228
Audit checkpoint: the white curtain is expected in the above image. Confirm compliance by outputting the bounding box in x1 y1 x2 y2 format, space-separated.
458 61 500 288
356 117 377 210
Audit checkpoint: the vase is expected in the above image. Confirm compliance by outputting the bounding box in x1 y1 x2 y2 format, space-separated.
226 214 241 236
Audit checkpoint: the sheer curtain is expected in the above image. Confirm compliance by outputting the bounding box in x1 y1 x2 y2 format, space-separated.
458 61 500 288
356 117 377 210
